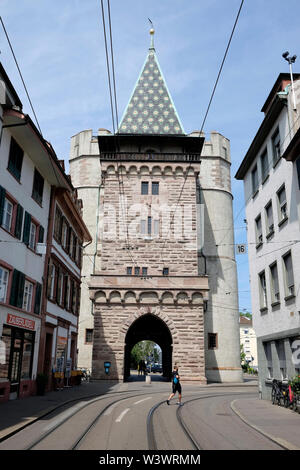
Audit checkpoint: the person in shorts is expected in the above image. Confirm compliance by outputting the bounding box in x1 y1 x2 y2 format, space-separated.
167 365 182 406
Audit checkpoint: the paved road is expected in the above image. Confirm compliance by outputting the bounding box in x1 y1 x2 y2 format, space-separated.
0 380 285 451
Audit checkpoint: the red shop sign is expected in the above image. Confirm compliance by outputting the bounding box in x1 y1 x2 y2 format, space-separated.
6 313 35 331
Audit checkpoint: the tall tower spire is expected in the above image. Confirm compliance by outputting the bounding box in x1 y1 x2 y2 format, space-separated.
117 26 185 135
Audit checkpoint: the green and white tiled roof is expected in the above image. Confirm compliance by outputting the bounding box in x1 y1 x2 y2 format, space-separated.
117 38 185 135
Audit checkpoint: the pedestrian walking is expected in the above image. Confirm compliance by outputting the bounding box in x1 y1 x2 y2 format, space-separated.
167 365 182 406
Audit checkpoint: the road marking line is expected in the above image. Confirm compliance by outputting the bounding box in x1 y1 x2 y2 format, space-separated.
115 408 130 423
103 403 118 416
133 397 152 405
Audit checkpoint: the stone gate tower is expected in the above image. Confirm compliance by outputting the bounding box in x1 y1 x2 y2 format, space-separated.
69 30 242 383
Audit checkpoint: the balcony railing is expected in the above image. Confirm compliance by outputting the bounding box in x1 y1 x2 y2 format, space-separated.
100 152 201 162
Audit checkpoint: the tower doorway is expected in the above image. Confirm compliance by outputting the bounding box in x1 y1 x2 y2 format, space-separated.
124 314 172 382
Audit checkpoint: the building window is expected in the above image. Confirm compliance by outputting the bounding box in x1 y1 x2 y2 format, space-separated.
61 219 69 249
28 221 37 250
152 182 159 195
276 340 287 380
163 267 169 276
259 271 267 310
208 333 218 349
7 137 24 181
282 251 294 297
56 270 64 306
272 128 281 165
260 149 269 181
23 280 33 312
85 329 93 344
269 262 280 303
264 342 273 379
251 164 259 194
2 198 13 232
147 216 152 235
54 206 63 241
32 168 44 205
141 182 149 195
265 201 274 237
0 266 9 302
277 185 287 223
134 267 140 276
127 267 132 275
255 214 263 247
142 267 148 276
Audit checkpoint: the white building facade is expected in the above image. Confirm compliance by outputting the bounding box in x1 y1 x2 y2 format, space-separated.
236 73 300 399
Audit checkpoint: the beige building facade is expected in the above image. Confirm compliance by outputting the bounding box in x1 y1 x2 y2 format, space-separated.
69 32 242 383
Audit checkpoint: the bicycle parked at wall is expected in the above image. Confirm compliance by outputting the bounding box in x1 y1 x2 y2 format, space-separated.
271 379 287 406
283 375 300 413
271 375 300 413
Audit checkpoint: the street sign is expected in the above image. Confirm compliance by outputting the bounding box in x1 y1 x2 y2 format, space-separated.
236 244 247 255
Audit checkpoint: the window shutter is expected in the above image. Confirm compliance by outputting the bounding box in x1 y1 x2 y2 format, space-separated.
16 272 25 309
38 225 44 243
9 269 19 306
22 212 31 245
14 204 24 239
47 261 52 298
34 282 42 314
0 185 6 226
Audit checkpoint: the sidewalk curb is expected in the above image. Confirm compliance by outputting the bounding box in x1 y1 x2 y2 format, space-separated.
0 392 103 443
230 399 300 451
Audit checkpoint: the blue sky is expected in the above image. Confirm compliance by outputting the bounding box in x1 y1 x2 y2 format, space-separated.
1 0 300 313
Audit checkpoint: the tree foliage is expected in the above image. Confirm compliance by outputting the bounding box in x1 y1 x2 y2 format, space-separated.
130 341 160 368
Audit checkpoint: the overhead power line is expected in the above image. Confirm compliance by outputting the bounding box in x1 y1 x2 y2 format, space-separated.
159 0 245 265
0 16 43 136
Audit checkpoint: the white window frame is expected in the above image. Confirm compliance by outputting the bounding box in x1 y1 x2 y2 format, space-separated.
255 214 263 246
2 198 13 232
0 266 9 302
269 262 280 303
23 280 33 312
282 251 295 297
29 221 37 250
259 270 267 309
265 201 274 236
49 264 56 300
277 185 287 223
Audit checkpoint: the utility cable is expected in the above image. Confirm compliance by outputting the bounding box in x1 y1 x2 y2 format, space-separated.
0 16 42 136
158 0 245 265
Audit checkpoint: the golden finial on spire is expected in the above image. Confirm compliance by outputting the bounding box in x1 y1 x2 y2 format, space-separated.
148 18 155 49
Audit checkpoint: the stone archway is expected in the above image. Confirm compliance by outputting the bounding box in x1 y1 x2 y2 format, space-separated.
123 313 173 381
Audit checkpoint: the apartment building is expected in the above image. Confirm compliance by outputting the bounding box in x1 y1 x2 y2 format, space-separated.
239 316 258 369
235 72 300 399
0 63 91 401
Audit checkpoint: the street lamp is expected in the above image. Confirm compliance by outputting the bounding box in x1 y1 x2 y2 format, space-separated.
282 51 297 110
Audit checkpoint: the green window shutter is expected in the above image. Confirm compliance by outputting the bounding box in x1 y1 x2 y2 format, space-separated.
14 204 24 239
22 212 31 245
38 225 44 243
16 272 25 309
0 185 6 226
34 282 42 314
9 269 19 306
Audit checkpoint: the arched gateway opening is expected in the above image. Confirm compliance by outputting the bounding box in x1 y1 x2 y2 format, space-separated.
124 314 172 382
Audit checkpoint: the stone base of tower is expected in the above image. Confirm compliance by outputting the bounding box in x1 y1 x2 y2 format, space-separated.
206 368 243 383
89 274 209 383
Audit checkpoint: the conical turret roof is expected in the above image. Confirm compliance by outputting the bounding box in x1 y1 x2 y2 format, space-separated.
117 30 185 135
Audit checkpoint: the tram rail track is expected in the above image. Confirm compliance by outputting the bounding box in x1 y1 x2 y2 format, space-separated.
147 391 290 451
1 382 261 451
